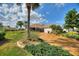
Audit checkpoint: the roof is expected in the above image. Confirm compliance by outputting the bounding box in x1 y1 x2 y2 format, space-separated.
30 24 49 29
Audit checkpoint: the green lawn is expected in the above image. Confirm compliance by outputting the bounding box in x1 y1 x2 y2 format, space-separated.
0 30 32 56
0 30 71 56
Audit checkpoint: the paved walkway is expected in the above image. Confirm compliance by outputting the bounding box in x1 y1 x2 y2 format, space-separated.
38 32 79 56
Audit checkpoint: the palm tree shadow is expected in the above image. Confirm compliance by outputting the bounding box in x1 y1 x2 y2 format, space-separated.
0 38 10 46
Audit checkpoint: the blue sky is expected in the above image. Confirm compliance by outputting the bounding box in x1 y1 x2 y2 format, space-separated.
0 3 79 27
35 3 79 25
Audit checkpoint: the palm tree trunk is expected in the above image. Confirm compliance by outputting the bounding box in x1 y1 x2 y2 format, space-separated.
27 5 31 40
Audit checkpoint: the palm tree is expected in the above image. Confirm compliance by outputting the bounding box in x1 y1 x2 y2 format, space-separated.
26 3 39 40
16 3 39 40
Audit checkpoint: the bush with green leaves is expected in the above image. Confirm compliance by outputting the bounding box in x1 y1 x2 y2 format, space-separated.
74 35 79 40
64 31 79 40
25 42 72 56
0 31 5 40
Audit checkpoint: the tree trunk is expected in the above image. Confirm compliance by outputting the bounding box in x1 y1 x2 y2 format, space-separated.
27 5 31 40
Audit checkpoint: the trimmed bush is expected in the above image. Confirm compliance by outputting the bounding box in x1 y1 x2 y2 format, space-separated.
25 42 72 56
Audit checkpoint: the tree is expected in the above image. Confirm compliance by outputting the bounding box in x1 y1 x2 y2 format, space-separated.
25 3 40 40
50 24 63 34
75 13 79 28
16 21 23 29
64 9 79 31
16 3 39 40
16 3 40 39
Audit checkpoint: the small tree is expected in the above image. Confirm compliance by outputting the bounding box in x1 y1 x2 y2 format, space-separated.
16 21 23 29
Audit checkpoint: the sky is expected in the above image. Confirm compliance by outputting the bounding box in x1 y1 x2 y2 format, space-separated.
0 3 79 27
35 3 79 26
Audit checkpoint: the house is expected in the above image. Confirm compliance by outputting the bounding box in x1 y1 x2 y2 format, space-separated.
30 24 52 33
44 28 52 33
63 29 68 32
30 24 45 32
63 27 79 32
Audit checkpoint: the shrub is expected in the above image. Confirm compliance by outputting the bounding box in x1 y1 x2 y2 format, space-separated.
67 31 78 35
74 35 79 40
0 31 5 40
25 42 72 56
64 31 79 40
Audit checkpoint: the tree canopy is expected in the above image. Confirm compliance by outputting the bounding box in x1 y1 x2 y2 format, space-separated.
64 9 79 30
16 21 24 29
50 24 63 34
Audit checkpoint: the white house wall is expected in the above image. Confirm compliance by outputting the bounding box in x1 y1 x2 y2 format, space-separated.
44 28 52 33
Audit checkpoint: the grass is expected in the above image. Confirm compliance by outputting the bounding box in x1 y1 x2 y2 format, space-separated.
0 30 72 56
0 43 32 56
0 30 32 56
5 31 25 42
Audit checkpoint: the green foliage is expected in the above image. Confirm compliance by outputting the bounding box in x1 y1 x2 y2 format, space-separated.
50 24 63 34
0 23 5 40
64 31 79 40
74 35 79 40
64 9 79 30
0 30 32 56
16 21 24 29
25 42 72 56
0 31 5 40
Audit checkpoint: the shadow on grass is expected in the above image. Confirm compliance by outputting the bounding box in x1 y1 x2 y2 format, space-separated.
0 38 10 46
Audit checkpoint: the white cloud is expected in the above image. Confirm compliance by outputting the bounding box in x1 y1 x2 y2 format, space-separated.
0 3 46 27
30 11 46 24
